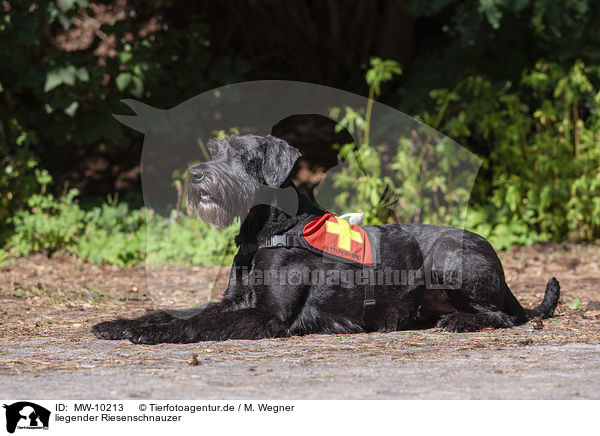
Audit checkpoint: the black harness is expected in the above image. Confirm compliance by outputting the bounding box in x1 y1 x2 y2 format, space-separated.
239 220 380 332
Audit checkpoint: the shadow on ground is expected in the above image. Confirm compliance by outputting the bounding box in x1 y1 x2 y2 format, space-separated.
1 243 599 399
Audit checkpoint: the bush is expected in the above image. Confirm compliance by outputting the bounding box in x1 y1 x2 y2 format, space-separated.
0 120 44 244
146 209 238 266
4 50 600 260
330 58 478 231
6 184 238 267
9 188 85 256
426 61 600 248
329 59 600 250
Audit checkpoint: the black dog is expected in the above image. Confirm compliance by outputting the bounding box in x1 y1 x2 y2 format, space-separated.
92 134 560 344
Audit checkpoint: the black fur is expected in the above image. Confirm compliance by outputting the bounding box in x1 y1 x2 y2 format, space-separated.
92 134 560 344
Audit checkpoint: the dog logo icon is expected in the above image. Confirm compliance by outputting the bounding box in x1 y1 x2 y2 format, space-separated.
3 402 50 434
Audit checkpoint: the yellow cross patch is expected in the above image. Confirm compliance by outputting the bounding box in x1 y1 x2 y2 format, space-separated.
325 217 363 251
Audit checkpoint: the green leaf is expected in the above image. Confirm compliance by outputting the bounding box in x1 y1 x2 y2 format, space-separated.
64 101 79 117
75 68 89 82
365 57 402 96
44 66 81 92
369 188 380 207
119 51 133 64
44 72 63 92
568 298 581 310
130 76 144 98
57 12 73 29
115 73 132 91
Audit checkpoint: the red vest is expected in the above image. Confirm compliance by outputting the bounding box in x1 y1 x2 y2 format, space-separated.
302 213 374 266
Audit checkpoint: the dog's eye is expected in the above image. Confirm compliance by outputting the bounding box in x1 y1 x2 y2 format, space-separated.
190 171 205 182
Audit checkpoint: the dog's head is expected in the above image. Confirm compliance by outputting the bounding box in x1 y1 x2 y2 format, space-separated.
185 134 301 228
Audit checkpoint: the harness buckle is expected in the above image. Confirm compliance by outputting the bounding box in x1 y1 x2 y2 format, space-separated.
266 234 291 248
363 299 376 309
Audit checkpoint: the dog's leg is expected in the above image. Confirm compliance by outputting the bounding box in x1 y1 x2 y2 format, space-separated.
436 309 518 332
92 257 254 341
101 277 308 344
91 312 173 340
125 307 286 344
91 304 226 340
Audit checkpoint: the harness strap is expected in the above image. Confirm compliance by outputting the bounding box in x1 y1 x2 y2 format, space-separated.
362 267 378 332
240 234 304 256
239 232 378 332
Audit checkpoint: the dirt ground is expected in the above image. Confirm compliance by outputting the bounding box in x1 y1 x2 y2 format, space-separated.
1 242 599 399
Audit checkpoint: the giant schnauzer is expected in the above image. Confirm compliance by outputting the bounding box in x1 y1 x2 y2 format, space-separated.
92 134 560 344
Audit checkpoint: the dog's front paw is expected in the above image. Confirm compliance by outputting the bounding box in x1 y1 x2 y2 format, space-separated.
91 319 136 340
127 326 164 345
126 320 190 345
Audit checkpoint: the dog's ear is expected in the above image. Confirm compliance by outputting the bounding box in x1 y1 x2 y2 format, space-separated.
206 138 220 158
260 135 301 187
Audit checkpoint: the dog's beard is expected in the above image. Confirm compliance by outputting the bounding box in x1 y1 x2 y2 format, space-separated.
185 171 255 229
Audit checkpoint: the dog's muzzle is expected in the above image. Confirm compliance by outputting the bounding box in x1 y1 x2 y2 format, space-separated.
187 168 215 202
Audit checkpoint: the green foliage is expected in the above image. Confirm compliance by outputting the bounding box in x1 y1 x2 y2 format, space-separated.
329 59 403 225
73 201 147 266
0 120 43 242
330 57 600 251
400 0 600 113
426 60 600 248
0 0 247 150
6 185 238 267
329 123 475 228
0 1 255 246
391 135 475 227
363 58 402 147
365 58 402 97
146 210 238 266
2 0 600 260
330 59 473 228
9 188 85 255
568 297 581 310
329 141 395 225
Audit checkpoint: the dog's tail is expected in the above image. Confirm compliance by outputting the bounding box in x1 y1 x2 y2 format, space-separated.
525 277 561 319
504 277 560 322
